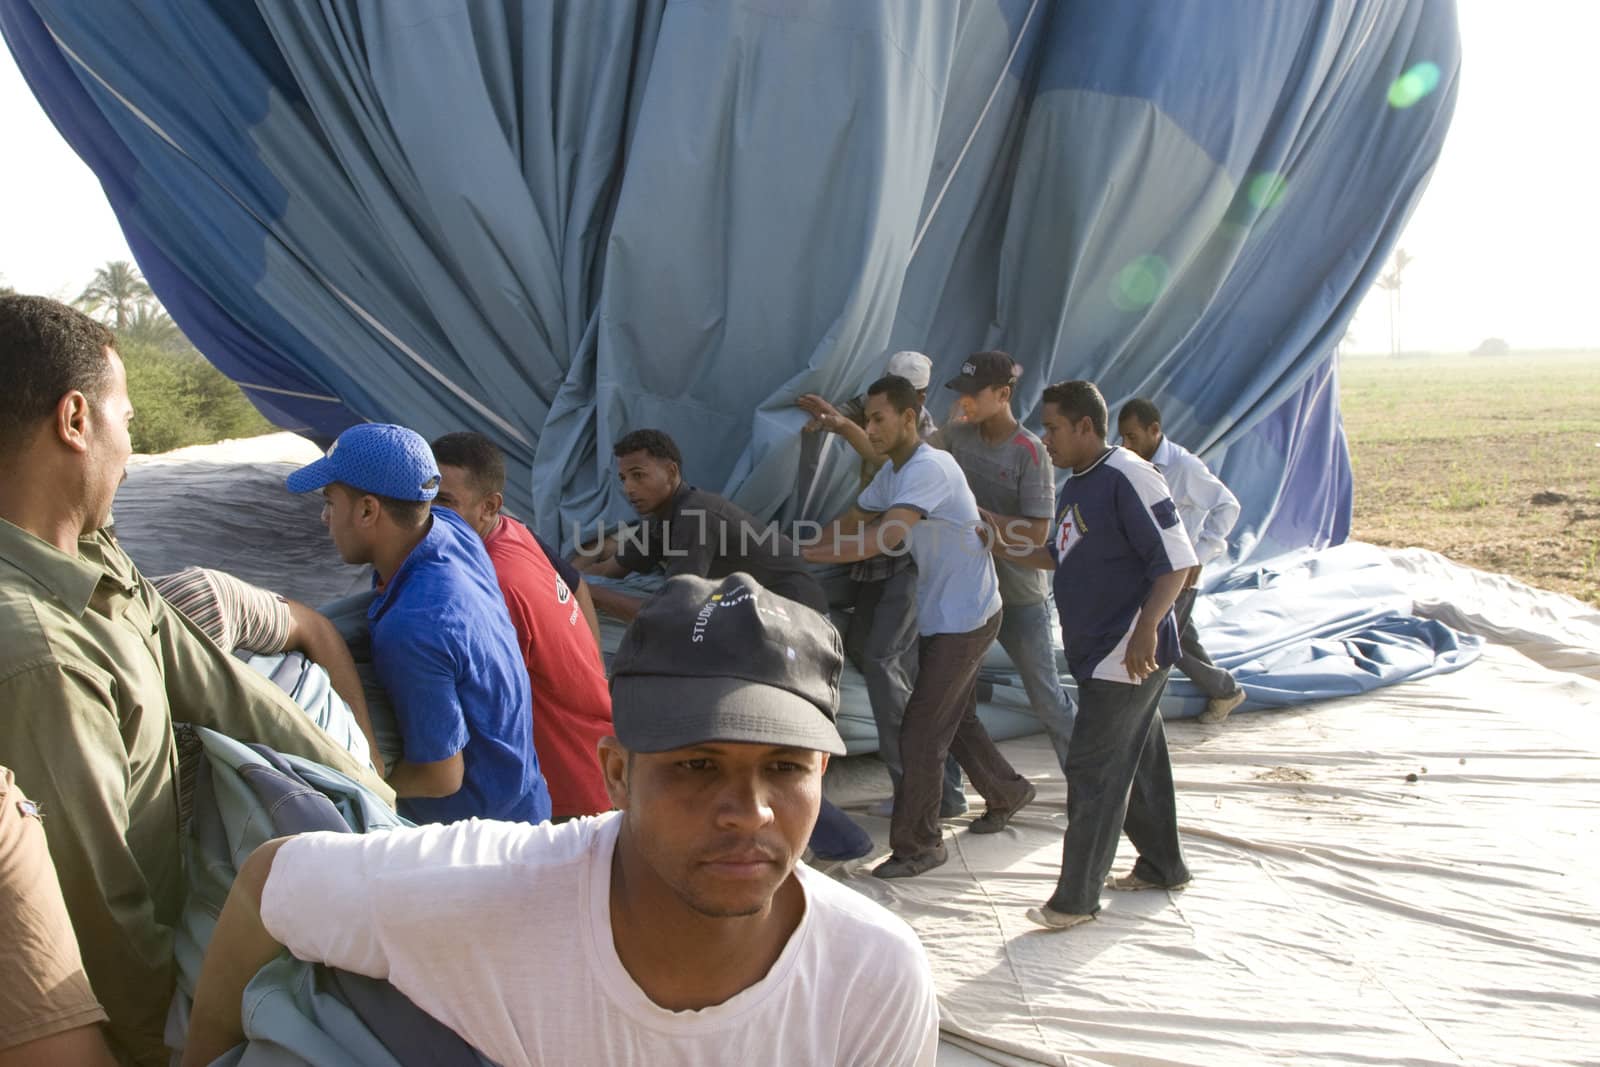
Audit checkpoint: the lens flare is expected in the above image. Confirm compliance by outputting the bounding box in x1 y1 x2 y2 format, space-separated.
1387 61 1441 109
1111 255 1169 312
1247 172 1287 212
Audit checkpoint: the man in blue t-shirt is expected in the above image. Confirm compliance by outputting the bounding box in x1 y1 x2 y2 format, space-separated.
286 423 551 825
807 375 1034 880
984 381 1197 930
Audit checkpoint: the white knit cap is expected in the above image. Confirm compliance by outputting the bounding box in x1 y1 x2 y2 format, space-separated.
884 350 932 390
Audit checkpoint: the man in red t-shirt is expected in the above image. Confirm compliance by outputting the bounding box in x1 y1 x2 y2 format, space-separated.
432 432 613 818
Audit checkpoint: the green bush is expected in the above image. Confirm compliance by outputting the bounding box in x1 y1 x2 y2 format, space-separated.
119 339 274 453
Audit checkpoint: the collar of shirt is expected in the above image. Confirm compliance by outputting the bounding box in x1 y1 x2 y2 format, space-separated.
368 510 448 618
665 481 695 516
1150 435 1179 473
0 516 111 618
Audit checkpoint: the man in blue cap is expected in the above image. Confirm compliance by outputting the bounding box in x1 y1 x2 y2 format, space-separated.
287 423 551 825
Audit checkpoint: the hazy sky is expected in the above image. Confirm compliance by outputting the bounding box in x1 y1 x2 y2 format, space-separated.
1 1 1594 352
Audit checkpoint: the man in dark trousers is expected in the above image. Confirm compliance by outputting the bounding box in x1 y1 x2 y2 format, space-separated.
985 380 1197 930
936 352 1076 769
807 375 1034 879
797 351 966 818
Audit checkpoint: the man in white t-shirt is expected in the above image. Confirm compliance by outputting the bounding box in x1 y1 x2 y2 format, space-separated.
179 573 939 1067
806 375 1035 880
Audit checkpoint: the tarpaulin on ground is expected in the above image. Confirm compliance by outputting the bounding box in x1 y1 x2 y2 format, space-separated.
1 0 1459 572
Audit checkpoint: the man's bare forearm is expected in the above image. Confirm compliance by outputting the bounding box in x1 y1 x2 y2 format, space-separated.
287 601 383 775
181 839 294 1067
587 584 645 623
1136 568 1191 634
575 581 603 652
386 753 465 799
803 518 881 565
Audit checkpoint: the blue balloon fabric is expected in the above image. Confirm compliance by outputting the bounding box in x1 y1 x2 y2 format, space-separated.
2 0 1474 710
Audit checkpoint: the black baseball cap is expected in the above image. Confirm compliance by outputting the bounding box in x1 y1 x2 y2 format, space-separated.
945 351 1021 395
610 573 846 756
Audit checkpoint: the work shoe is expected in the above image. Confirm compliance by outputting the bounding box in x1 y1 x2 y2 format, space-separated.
968 781 1037 835
871 844 948 880
1105 871 1192 892
1198 688 1246 724
1025 906 1095 931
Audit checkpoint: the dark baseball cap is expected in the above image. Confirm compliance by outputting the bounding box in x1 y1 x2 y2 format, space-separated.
610 573 846 756
285 423 441 502
945 351 1021 395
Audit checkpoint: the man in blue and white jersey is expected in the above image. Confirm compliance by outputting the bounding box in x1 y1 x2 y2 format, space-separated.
984 380 1196 930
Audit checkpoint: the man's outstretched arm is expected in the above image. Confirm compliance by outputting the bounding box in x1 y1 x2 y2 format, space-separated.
803 505 918 565
979 512 1056 570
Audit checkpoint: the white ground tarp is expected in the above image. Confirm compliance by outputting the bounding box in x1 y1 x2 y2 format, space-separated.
854 558 1600 1066
115 438 1600 1066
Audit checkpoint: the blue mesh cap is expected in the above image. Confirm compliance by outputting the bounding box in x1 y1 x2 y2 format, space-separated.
285 423 441 501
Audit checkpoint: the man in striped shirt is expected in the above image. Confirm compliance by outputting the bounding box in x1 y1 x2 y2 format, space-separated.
150 566 383 772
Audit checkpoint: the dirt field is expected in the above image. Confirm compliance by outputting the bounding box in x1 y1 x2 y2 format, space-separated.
1339 350 1600 607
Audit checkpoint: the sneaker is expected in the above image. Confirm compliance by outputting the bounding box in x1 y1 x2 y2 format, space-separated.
871 844 948 880
1025 906 1095 931
1105 871 1191 892
968 781 1036 835
1198 688 1245 724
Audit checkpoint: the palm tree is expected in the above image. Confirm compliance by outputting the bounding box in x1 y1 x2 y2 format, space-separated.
119 303 186 352
1376 248 1413 358
75 260 153 330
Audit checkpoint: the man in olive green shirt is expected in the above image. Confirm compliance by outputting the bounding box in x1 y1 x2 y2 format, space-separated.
0 294 394 1066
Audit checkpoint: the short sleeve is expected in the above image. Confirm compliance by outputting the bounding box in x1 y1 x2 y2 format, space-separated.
1017 436 1056 519
261 831 392 979
880 453 951 517
1114 464 1199 580
261 821 548 982
531 531 584 592
209 569 293 654
0 770 108 1052
856 459 896 514
371 620 470 764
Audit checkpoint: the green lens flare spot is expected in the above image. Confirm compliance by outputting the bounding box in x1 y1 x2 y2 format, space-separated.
1247 172 1287 212
1387 61 1442 109
1111 255 1169 312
